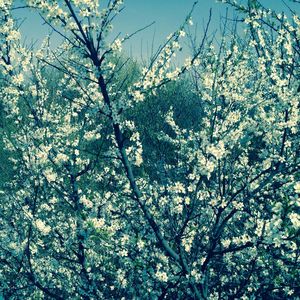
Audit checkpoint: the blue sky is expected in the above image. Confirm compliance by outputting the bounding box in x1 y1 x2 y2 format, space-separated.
13 0 300 60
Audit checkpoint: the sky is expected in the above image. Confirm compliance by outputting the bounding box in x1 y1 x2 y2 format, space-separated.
12 0 300 61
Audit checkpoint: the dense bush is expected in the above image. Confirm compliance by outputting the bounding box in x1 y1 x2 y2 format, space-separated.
0 0 299 299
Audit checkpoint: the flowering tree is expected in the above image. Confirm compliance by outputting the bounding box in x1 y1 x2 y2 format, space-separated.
0 0 299 299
